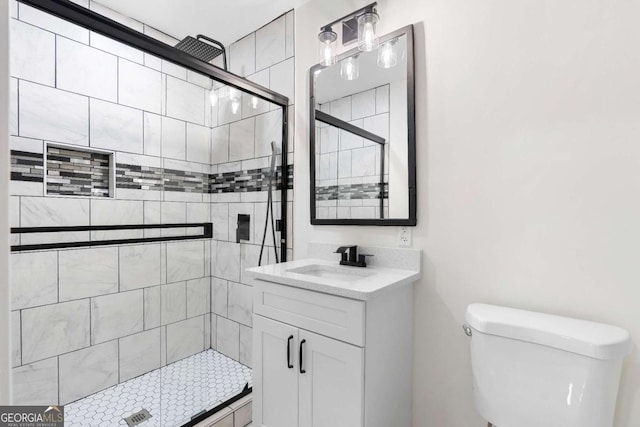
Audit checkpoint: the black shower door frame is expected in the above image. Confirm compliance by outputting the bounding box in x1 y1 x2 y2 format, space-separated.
18 0 290 262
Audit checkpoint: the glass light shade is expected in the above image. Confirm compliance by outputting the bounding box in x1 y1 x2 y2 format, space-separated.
377 39 398 69
340 55 360 81
357 11 379 52
318 29 338 66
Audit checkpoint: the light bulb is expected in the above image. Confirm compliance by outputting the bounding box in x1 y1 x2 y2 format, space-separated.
362 23 375 48
377 39 398 69
209 90 218 107
227 87 240 115
322 43 333 65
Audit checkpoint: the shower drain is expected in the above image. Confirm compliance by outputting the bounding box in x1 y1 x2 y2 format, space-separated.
124 409 152 426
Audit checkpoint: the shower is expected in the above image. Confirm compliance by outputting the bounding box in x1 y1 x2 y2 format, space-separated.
8 1 290 426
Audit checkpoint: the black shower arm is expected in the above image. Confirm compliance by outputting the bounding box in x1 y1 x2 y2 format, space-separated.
197 34 227 71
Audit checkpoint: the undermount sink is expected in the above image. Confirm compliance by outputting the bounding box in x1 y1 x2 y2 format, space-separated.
286 264 375 282
246 256 421 300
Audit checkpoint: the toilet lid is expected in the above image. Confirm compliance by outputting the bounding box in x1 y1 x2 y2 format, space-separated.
466 303 633 360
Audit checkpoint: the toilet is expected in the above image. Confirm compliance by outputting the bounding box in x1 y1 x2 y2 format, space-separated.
464 303 632 427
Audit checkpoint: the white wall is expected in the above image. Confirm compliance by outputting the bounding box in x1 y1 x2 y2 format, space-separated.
0 0 11 405
294 0 640 425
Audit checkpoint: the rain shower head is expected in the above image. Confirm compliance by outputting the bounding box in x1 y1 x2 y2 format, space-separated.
175 35 227 70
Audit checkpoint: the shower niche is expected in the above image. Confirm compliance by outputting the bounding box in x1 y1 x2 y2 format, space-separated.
9 1 290 426
45 144 115 198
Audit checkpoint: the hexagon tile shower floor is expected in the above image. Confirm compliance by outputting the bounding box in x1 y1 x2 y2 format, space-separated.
64 350 252 427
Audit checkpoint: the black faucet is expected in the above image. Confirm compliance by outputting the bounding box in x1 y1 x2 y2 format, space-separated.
335 245 373 268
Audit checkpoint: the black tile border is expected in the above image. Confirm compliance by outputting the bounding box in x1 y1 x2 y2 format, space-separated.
10 223 213 252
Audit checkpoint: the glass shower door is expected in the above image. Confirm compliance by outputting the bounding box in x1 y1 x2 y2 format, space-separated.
8 2 289 425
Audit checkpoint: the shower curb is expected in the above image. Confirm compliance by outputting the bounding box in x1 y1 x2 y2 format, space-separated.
191 394 252 427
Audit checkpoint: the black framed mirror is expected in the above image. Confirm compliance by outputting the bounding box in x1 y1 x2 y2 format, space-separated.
310 25 416 226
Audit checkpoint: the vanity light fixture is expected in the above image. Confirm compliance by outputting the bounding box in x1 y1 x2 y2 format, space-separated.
340 55 360 81
377 38 397 69
317 3 379 66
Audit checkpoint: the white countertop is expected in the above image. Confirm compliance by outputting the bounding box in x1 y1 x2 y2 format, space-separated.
246 258 421 301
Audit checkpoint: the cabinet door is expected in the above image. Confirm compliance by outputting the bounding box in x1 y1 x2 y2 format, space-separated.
298 330 364 427
253 315 299 427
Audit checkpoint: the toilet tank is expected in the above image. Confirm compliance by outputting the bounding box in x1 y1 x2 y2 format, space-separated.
465 304 632 427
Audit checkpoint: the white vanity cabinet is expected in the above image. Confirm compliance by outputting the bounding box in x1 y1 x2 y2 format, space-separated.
250 262 416 427
253 315 364 427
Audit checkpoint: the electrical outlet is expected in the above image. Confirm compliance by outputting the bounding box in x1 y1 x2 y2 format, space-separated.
398 227 411 247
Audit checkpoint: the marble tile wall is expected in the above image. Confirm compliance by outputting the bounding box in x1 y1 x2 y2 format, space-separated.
316 85 391 219
12 240 213 405
208 10 295 368
8 1 214 406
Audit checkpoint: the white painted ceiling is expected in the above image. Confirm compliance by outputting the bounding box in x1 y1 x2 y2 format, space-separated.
95 0 308 46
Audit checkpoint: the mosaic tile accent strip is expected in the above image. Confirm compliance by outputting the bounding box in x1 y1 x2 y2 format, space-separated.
12 154 295 194
164 168 207 193
46 146 111 197
316 182 388 201
10 150 44 183
116 163 165 191
65 349 252 427
285 164 294 190
209 164 294 193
